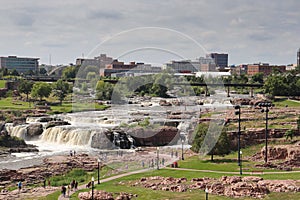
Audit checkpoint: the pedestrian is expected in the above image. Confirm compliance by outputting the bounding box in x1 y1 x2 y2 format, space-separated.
17 181 22 193
171 150 173 158
73 150 76 157
141 160 145 168
70 150 73 157
71 179 75 191
162 158 165 166
175 151 178 157
48 179 51 187
67 185 70 197
43 179 46 188
74 180 78 191
61 185 66 197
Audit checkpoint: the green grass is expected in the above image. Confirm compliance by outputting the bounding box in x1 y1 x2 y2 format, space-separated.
273 98 300 107
69 169 300 200
0 97 31 110
48 102 109 114
0 80 6 88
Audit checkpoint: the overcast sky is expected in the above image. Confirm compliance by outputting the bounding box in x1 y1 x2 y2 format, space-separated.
0 0 299 65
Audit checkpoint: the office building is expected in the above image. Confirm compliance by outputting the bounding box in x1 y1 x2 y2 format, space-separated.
207 53 228 69
0 56 39 74
247 63 286 76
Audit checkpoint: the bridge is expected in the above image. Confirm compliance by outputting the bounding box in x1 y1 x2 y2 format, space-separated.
103 79 263 97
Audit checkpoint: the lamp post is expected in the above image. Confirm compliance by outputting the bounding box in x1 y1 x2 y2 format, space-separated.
97 159 100 184
181 138 184 160
156 147 159 170
258 102 272 163
91 176 95 200
234 105 241 166
240 151 243 175
205 188 209 200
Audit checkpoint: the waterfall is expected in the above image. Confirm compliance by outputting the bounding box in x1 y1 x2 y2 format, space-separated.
6 124 27 139
40 126 106 146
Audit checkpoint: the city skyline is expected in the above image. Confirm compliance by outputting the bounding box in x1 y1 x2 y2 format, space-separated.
0 0 299 65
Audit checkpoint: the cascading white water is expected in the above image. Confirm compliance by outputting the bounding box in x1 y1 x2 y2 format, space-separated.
5 124 27 139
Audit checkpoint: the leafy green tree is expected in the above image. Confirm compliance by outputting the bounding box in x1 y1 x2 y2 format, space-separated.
95 80 114 100
191 123 230 161
52 79 71 105
251 72 264 84
62 66 78 80
31 82 52 101
10 69 19 76
18 79 34 101
285 130 294 141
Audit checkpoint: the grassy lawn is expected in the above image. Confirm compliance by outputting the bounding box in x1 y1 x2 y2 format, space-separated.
69 169 300 200
273 98 300 107
0 80 6 88
0 97 31 110
49 102 109 114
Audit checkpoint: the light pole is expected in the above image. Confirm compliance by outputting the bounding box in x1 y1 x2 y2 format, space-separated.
234 105 241 166
240 151 243 175
156 147 159 170
205 188 209 200
181 138 184 160
97 159 100 184
91 176 95 200
259 102 272 163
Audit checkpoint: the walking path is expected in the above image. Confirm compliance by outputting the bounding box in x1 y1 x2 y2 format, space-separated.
58 161 300 199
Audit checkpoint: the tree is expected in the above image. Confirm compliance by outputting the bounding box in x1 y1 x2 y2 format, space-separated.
62 66 78 80
18 79 34 101
31 82 52 101
251 72 264 84
52 79 71 105
191 123 230 161
285 130 294 141
10 69 19 76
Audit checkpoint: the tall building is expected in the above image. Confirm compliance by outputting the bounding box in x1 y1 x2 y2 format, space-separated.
76 54 113 68
247 63 286 76
297 48 300 66
0 56 39 73
207 53 228 69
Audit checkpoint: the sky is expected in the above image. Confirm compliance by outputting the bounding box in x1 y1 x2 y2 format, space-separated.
0 0 299 66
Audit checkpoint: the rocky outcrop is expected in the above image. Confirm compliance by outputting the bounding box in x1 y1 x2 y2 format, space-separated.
45 121 70 129
78 190 136 200
26 123 43 138
130 176 300 199
0 154 100 189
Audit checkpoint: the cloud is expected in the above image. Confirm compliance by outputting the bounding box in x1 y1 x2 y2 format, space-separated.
0 0 299 65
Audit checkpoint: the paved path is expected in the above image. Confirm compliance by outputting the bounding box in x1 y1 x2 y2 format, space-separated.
58 168 153 199
58 158 300 199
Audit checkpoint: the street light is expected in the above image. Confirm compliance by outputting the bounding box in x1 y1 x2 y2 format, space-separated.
234 105 241 166
181 135 185 160
240 151 243 175
258 102 272 163
91 177 95 200
97 158 100 184
205 188 209 200
157 147 160 170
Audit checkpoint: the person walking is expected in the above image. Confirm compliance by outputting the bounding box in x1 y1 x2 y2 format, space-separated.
74 180 78 191
67 185 70 197
43 179 46 188
61 185 66 197
17 181 22 193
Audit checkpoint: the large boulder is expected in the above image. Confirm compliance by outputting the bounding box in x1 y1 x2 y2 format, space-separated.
26 123 43 138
